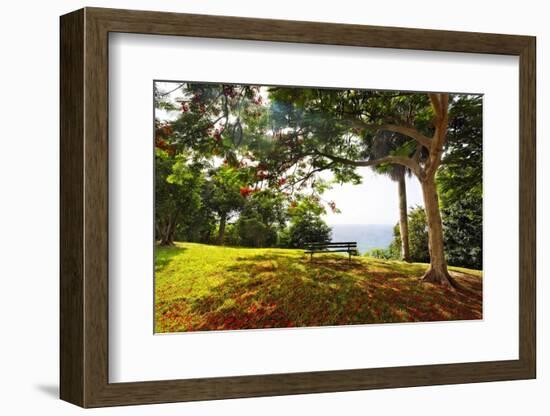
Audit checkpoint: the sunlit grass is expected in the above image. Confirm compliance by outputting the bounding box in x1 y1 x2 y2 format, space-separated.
155 242 483 333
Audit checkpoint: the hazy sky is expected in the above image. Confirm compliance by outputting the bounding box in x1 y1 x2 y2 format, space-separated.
321 169 423 226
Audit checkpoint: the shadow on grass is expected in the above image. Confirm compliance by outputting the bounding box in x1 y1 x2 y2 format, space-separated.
157 251 483 332
155 245 187 272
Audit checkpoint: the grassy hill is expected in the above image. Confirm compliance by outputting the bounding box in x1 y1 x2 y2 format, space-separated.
155 242 482 333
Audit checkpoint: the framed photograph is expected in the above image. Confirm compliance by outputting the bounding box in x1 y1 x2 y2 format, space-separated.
60 7 536 407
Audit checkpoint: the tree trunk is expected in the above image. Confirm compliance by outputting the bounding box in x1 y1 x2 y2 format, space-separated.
217 213 227 245
158 215 176 246
397 173 410 262
420 177 458 288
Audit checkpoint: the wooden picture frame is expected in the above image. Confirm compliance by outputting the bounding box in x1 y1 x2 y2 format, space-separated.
60 7 536 408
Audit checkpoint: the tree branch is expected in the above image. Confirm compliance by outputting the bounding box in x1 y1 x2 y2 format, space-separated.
347 119 432 149
376 124 432 149
157 83 185 98
280 161 336 192
425 93 450 177
429 93 442 118
317 151 422 177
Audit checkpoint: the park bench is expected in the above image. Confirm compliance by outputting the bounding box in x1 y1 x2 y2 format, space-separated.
304 241 358 262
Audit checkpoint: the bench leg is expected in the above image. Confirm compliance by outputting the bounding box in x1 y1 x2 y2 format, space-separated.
310 252 313 261
348 251 351 263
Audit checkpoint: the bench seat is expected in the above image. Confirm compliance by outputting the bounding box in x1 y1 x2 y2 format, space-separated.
304 242 358 262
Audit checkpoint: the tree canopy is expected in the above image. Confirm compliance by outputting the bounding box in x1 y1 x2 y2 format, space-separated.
154 82 483 282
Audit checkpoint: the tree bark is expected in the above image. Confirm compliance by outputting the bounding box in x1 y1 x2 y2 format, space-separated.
158 215 176 246
217 213 227 245
397 173 410 262
319 93 456 287
420 177 458 288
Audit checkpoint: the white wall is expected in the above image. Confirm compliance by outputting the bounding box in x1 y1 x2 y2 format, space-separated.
0 0 545 414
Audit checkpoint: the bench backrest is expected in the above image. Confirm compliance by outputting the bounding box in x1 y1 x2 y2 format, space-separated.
305 242 357 250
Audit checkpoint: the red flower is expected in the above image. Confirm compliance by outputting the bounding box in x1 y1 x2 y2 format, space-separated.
240 187 259 197
240 187 253 197
277 177 286 186
155 138 167 150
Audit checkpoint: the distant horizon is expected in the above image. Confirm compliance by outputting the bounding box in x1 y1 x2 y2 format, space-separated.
320 169 423 226
329 224 394 253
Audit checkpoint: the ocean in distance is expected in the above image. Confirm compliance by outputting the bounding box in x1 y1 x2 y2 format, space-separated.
329 224 394 255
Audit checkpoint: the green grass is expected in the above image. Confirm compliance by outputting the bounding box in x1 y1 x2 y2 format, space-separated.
155 242 483 333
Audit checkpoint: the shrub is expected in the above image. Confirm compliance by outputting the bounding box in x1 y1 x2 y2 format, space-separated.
364 248 395 260
286 216 332 248
442 193 482 269
390 206 430 263
236 217 277 247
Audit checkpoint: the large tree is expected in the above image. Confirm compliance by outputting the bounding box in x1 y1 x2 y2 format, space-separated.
155 124 205 246
205 165 247 245
371 131 412 262
154 83 266 245
284 196 332 248
155 83 480 288
334 94 455 286
263 89 458 287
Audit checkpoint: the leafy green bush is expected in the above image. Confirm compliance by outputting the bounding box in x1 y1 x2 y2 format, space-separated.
280 196 331 248
390 206 430 263
236 217 277 247
442 193 482 269
286 216 331 248
387 200 483 269
364 248 395 260
222 223 240 246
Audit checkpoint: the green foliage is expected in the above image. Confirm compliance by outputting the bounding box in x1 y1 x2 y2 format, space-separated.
390 206 430 263
283 197 332 248
220 223 240 246
442 193 483 269
286 217 332 248
438 95 483 207
209 189 287 248
155 149 205 244
388 224 404 259
388 197 483 269
239 189 288 229
206 165 247 219
390 139 417 158
404 207 429 262
155 100 178 111
154 82 483 265
262 88 435 188
236 217 277 248
364 247 396 260
437 94 483 268
365 222 401 260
